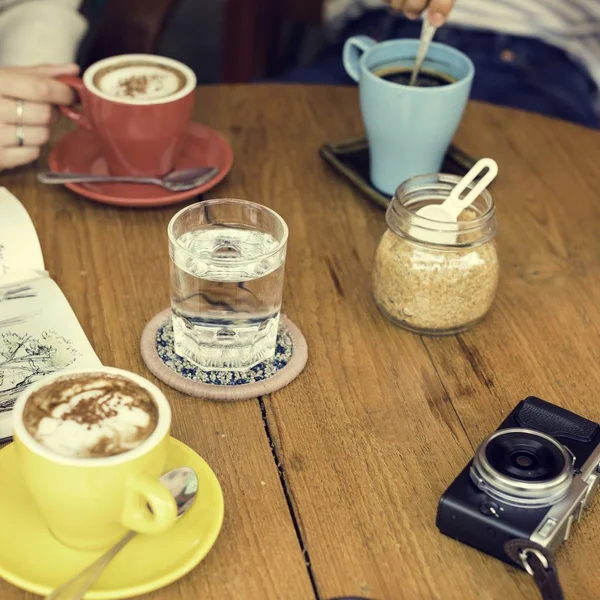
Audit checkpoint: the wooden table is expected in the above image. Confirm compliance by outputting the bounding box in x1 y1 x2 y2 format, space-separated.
2 85 600 600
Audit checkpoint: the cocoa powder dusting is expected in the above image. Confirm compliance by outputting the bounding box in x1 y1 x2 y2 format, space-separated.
23 373 159 458
91 60 187 98
118 74 164 97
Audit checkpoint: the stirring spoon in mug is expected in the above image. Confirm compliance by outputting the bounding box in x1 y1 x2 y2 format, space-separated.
409 16 438 86
44 467 198 600
37 166 219 192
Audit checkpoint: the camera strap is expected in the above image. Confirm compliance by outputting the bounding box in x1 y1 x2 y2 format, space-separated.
504 539 565 600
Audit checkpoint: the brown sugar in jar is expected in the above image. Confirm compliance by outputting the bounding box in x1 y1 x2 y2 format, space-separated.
372 173 499 335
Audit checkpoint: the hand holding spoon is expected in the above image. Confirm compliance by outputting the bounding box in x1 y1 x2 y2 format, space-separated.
44 467 198 600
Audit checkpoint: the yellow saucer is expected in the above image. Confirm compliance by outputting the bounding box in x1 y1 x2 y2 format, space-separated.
0 437 224 599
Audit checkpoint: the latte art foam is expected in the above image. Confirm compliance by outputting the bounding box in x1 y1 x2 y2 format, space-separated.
23 374 159 459
92 61 187 101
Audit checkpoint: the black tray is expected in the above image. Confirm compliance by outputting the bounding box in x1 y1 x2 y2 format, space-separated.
319 137 478 210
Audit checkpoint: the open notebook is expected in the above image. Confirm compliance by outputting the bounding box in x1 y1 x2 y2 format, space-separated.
0 188 101 441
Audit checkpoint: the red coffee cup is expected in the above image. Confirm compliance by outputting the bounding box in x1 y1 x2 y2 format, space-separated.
58 54 196 177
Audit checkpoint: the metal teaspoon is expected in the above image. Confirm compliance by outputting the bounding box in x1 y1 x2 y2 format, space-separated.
409 16 438 86
37 166 219 192
44 466 198 600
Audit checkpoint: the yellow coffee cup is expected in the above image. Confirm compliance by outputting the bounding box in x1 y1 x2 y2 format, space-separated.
12 366 177 551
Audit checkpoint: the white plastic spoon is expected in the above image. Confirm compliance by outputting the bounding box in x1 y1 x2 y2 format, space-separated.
416 158 498 223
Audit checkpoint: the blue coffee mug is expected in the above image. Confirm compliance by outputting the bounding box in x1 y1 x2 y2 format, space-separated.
343 36 474 195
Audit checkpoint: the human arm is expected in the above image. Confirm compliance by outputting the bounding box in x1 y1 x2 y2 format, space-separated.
0 0 87 67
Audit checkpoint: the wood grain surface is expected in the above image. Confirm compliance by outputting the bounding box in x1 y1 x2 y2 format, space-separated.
2 85 600 600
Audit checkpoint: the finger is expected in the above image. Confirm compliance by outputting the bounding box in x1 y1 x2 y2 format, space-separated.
50 106 60 125
0 123 49 148
0 146 40 169
403 0 427 19
0 71 74 105
428 0 455 26
6 63 80 77
389 0 405 11
0 98 53 125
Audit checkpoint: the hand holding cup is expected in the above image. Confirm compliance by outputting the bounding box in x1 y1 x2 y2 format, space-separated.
0 63 78 170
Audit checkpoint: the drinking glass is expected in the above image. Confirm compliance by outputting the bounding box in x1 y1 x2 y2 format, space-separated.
168 199 288 370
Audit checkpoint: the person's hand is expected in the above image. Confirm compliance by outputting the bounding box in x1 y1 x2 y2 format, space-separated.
388 0 456 27
0 63 79 170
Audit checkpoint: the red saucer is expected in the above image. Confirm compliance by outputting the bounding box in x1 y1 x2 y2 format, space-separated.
48 122 233 208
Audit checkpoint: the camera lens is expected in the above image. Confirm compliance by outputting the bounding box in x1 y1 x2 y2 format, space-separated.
485 431 566 483
470 428 574 507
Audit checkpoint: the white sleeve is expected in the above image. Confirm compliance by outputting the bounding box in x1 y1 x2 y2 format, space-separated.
0 0 87 66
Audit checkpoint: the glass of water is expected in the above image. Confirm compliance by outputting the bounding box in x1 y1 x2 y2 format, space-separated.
168 199 288 371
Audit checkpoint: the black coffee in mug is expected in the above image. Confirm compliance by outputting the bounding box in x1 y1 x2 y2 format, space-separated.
373 65 456 87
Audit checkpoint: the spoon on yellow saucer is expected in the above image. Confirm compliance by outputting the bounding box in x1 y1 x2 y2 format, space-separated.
45 467 198 600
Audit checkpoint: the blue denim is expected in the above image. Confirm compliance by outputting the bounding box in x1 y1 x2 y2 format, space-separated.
278 11 599 129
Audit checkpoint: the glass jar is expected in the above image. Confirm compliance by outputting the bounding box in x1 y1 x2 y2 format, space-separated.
372 173 499 335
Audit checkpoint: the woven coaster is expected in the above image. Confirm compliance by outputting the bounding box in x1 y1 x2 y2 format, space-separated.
140 309 308 400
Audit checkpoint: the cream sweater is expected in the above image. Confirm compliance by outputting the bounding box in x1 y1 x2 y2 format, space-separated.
0 0 86 66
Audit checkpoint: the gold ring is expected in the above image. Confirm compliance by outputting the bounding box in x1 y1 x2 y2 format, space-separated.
15 124 24 147
15 99 24 125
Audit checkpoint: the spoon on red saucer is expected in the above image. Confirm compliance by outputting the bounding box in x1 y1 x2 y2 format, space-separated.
37 166 219 192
